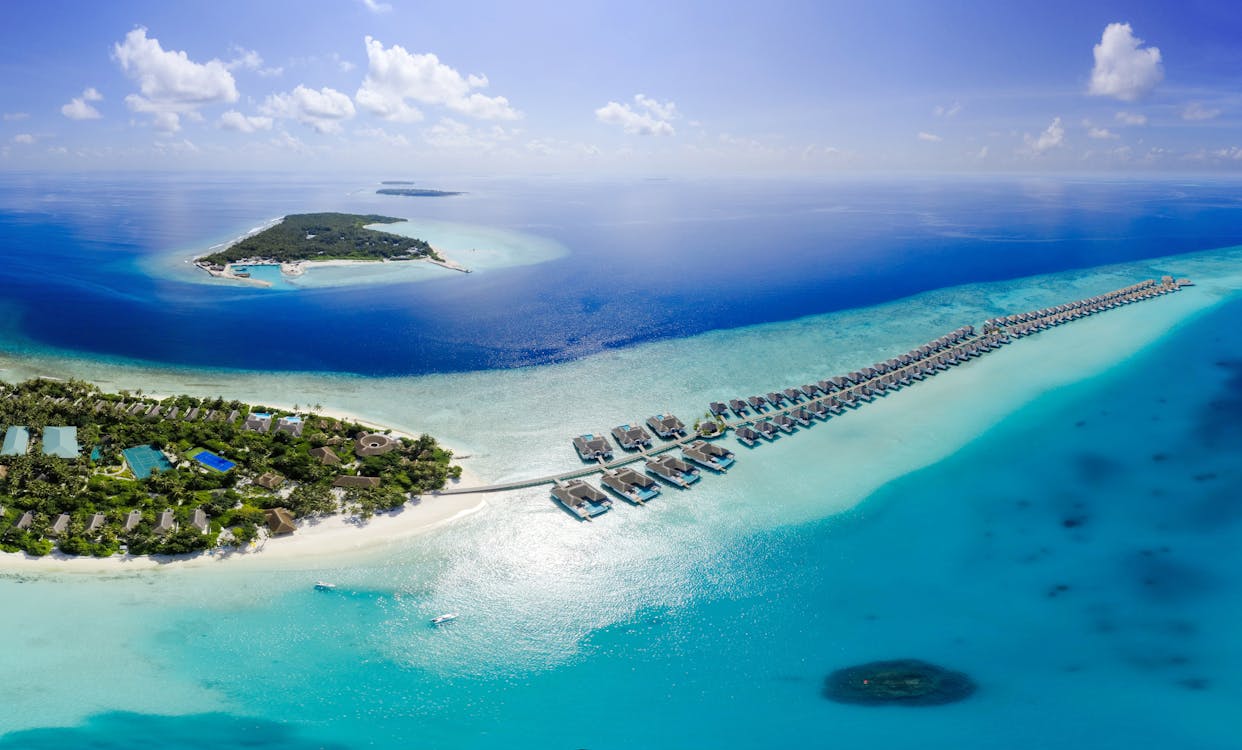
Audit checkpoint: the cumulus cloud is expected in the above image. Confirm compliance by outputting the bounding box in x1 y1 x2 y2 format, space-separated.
12 134 36 145
218 110 273 133
422 117 515 149
1088 23 1163 101
917 131 942 142
355 36 519 123
595 94 678 136
1088 127 1119 139
61 88 103 120
113 27 238 132
261 85 355 133
1182 102 1221 121
933 102 961 117
355 127 410 147
226 46 283 77
1025 117 1065 153
359 0 392 12
1115 111 1148 126
1214 146 1242 161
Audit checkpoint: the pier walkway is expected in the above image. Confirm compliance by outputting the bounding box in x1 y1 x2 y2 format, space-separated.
434 276 1191 498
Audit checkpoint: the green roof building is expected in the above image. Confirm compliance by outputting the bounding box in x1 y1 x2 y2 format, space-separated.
1 426 30 456
41 426 79 459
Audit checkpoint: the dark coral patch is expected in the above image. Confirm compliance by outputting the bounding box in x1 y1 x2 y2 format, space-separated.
823 659 976 706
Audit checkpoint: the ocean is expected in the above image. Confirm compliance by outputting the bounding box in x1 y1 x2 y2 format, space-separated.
0 174 1240 748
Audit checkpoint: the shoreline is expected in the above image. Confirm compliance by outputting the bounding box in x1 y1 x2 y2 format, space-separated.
193 247 469 288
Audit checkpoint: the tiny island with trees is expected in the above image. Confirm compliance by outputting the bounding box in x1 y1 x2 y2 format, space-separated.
197 212 442 267
0 377 460 559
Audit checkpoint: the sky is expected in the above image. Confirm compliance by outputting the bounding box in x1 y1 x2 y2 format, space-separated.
1 0 1241 175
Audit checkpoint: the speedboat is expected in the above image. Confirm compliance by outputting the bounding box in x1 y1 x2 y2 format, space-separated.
314 581 336 591
431 613 459 625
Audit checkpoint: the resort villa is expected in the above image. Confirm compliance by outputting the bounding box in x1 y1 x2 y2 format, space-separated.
41 426 79 458
275 415 304 436
243 412 273 432
1 426 30 456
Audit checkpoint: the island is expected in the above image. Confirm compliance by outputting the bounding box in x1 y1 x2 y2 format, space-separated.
0 377 460 558
194 212 468 286
377 188 463 197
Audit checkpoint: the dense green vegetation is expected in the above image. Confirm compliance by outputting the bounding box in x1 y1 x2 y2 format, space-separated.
0 378 459 559
198 213 440 265
376 188 462 197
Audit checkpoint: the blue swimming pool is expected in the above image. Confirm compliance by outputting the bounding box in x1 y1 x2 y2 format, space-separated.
194 450 235 473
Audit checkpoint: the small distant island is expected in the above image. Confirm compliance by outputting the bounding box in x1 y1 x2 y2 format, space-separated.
377 188 463 197
0 377 460 559
194 212 468 285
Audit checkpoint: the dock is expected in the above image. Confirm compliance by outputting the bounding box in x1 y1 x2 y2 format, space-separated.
435 277 1190 506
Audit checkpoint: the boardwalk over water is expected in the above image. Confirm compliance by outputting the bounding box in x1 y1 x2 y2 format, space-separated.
435 276 1191 497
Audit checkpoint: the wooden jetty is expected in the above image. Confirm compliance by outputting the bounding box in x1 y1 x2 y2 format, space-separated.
436 277 1190 504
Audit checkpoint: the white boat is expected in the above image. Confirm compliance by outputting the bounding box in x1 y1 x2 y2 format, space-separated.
314 581 337 591
430 612 459 625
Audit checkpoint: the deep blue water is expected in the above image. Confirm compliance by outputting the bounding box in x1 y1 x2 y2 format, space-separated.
2 173 1242 375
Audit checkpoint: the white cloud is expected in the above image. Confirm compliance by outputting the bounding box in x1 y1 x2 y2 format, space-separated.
933 102 961 117
61 88 103 120
1025 117 1065 153
332 53 356 73
359 0 392 12
261 85 355 133
975 145 989 160
355 36 519 123
226 46 283 77
1115 111 1147 126
917 131 942 142
3 112 30 121
12 134 36 145
1182 102 1221 121
355 127 410 148
113 28 238 131
218 110 273 133
1088 23 1163 101
1088 127 1118 140
1213 146 1242 161
422 117 515 149
595 94 678 136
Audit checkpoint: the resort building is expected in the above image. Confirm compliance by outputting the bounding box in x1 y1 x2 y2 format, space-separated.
1 426 30 456
41 426 79 459
333 475 381 489
154 509 176 535
243 412 273 432
123 510 142 532
50 514 70 536
309 446 341 465
275 415 304 437
355 433 397 457
255 472 286 490
191 508 209 533
265 507 296 535
87 513 106 534
16 511 33 530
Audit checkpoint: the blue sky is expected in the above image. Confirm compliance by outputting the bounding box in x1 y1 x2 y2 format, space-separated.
1 0 1240 174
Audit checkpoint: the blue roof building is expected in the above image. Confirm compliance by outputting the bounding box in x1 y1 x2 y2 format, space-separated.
1 426 30 456
41 426 79 459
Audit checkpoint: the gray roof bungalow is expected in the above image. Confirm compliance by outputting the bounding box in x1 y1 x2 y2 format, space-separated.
310 446 341 465
333 475 381 489
87 513 106 534
41 426 79 459
275 415 304 437
154 509 176 535
1 426 30 456
16 511 34 530
50 513 70 536
191 508 209 533
255 472 286 490
124 510 143 532
243 412 273 432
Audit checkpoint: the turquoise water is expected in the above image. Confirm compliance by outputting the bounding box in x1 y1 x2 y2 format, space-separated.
1 265 1239 747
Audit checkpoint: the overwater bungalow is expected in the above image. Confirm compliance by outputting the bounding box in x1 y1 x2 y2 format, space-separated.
790 407 813 426
781 388 802 403
808 401 830 418
611 423 653 451
646 414 686 439
601 467 661 505
551 480 612 520
753 420 779 439
709 402 729 417
772 414 797 432
734 425 760 447
747 395 768 411
573 433 614 461
683 440 735 472
799 384 820 398
729 399 750 417
645 454 700 487
766 391 787 406
817 380 836 393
